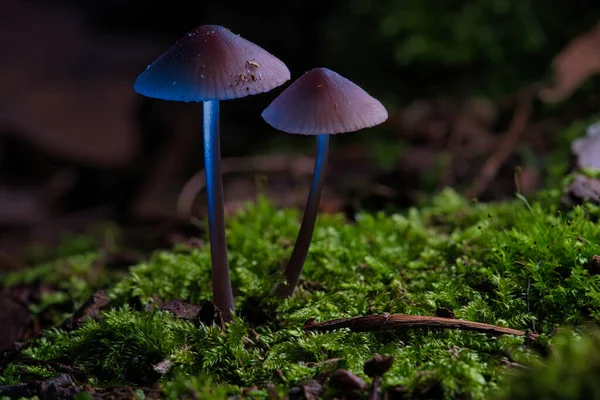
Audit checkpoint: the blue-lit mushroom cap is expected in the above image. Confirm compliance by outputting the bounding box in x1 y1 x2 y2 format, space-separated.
134 25 290 102
261 68 388 135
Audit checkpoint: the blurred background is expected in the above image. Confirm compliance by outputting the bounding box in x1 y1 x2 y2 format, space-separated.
1 0 600 259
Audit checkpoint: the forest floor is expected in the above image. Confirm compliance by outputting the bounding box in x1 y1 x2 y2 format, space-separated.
2 167 600 398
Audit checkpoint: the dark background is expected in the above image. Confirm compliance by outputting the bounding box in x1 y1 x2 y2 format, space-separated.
1 0 599 256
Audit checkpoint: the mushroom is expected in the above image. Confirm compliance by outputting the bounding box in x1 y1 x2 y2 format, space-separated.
261 68 387 297
364 354 395 400
134 25 290 319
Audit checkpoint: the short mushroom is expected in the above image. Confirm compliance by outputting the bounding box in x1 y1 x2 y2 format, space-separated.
134 25 290 319
261 67 387 297
364 354 395 400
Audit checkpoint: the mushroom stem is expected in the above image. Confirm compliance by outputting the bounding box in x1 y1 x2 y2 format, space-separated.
203 100 235 320
276 134 330 297
369 376 382 400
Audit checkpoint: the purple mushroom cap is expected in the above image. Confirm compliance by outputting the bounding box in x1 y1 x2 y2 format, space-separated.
261 68 388 135
134 25 290 102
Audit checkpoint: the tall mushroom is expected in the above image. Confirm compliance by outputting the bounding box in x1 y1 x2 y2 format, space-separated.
134 25 290 319
262 68 387 297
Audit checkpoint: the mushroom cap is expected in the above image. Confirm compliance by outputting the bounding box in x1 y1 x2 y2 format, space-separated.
134 25 290 102
261 68 388 135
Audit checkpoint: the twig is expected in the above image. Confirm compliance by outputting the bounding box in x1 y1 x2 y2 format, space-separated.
176 155 315 218
304 314 539 340
467 85 539 199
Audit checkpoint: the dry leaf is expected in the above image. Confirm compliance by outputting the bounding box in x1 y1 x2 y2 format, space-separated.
539 24 600 103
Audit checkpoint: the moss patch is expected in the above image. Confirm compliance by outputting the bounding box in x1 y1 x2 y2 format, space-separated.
2 188 600 398
496 328 600 400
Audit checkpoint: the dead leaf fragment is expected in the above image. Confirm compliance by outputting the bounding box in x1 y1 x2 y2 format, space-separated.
159 299 202 320
572 121 600 170
563 174 600 205
61 291 110 330
539 24 600 102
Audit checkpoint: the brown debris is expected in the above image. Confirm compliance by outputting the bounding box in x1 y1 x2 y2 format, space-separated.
304 314 539 339
61 291 110 331
467 85 538 199
289 379 323 400
0 373 78 399
1 289 107 366
305 357 345 368
0 283 53 354
153 298 224 327
89 386 160 400
434 307 455 319
571 122 600 170
0 289 32 353
585 255 600 276
564 122 600 205
159 299 202 320
563 174 600 206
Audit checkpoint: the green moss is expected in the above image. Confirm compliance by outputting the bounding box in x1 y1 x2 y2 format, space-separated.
1 228 127 328
2 187 600 398
497 329 600 400
2 253 110 326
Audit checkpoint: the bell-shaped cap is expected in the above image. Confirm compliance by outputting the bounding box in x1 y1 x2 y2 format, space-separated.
261 68 387 135
134 25 290 102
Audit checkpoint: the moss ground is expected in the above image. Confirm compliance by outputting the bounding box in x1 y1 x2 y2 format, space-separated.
1 186 600 399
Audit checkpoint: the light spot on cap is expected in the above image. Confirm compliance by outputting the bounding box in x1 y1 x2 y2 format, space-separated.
134 25 290 102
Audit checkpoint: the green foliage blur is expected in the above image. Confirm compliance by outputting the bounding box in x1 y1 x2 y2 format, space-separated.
320 0 600 102
497 329 600 400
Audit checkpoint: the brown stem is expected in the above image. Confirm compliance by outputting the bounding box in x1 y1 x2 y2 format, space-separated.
467 85 538 199
203 100 234 321
369 376 382 400
304 314 539 340
275 135 329 297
